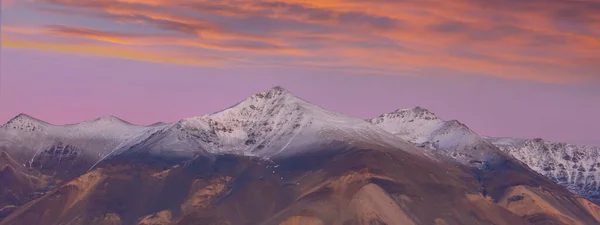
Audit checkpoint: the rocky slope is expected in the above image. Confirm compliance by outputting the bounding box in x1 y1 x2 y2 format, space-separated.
0 150 56 220
367 106 600 206
4 144 600 225
1 87 426 173
1 86 600 225
101 87 422 166
488 137 600 204
0 114 167 179
368 107 509 169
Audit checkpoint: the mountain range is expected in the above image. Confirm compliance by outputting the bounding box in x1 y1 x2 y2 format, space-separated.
1 86 599 225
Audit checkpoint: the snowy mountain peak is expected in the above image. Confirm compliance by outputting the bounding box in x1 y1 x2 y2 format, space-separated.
487 137 600 204
88 115 130 124
71 115 139 129
369 107 506 168
402 106 434 114
1 114 138 132
97 86 421 162
531 138 545 143
252 86 292 100
484 137 528 147
367 106 443 140
247 86 304 107
1 113 48 132
444 120 470 131
207 86 311 123
269 85 288 93
394 106 440 120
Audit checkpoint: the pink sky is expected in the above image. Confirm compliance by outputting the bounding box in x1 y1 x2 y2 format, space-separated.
1 0 599 145
1 48 599 145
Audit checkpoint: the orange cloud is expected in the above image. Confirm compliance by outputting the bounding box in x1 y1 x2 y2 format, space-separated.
1 35 229 66
2 0 599 83
41 25 306 55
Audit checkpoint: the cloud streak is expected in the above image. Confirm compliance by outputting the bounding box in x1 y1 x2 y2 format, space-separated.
2 0 599 83
1 35 231 66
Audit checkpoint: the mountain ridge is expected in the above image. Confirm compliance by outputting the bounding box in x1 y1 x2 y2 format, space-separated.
2 86 600 224
1 86 426 177
487 136 600 204
96 86 424 164
368 106 509 169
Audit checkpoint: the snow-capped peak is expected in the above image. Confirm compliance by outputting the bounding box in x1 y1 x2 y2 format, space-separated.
2 114 138 132
255 85 290 98
0 113 170 173
1 113 48 132
207 86 307 121
369 107 506 168
207 86 298 116
2 87 425 173
484 136 529 148
487 136 600 204
393 106 441 121
101 86 422 163
368 106 443 143
85 115 131 125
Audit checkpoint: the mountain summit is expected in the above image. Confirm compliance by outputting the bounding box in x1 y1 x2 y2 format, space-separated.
488 136 600 204
1 86 422 173
100 86 422 164
368 107 507 169
2 113 48 132
2 86 600 225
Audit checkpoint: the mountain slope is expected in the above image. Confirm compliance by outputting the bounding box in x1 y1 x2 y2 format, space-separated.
6 143 600 225
99 87 424 165
367 106 600 206
488 137 600 204
0 87 424 177
2 87 600 225
0 114 168 179
0 145 552 225
368 107 507 169
0 151 55 220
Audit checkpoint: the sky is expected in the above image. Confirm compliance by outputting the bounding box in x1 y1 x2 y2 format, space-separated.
0 0 599 145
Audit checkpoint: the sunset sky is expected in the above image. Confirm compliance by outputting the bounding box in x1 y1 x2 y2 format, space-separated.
1 0 599 145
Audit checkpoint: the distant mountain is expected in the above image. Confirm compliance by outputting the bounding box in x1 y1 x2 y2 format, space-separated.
0 87 423 178
368 107 508 169
367 106 600 206
1 86 600 225
101 86 422 165
0 113 167 179
488 137 600 204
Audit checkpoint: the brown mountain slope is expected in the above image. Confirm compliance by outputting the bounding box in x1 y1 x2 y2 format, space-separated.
1 145 600 225
498 185 600 225
0 151 56 220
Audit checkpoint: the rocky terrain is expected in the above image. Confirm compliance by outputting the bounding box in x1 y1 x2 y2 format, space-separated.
368 107 508 170
0 86 599 225
488 137 600 204
367 105 600 207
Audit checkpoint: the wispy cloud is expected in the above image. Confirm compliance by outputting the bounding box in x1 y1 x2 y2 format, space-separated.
40 25 304 54
2 0 599 83
2 32 233 66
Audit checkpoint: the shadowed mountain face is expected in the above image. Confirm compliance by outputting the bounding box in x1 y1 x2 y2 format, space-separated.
0 150 57 220
1 145 600 225
1 87 600 225
488 137 600 205
369 106 600 208
0 146 535 225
